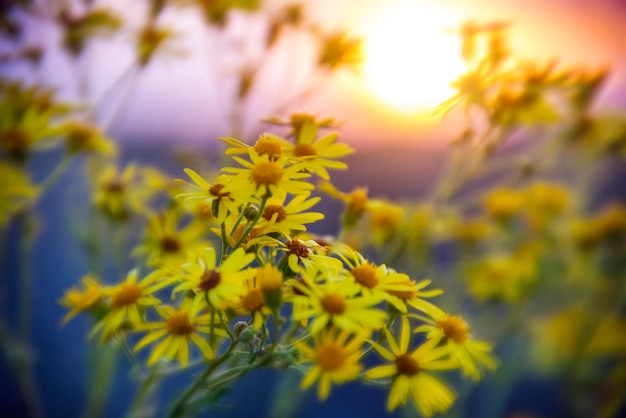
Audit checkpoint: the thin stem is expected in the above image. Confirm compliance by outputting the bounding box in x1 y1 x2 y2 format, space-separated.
167 339 239 418
129 365 160 418
230 197 267 253
36 156 72 199
220 222 228 259
209 306 216 349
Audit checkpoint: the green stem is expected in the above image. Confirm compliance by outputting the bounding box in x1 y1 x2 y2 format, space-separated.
220 222 228 259
209 306 216 349
230 198 267 253
167 339 239 418
37 155 72 199
129 365 160 418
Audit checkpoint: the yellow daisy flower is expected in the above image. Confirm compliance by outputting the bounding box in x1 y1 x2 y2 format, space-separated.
262 113 340 139
133 209 210 267
228 271 273 330
335 247 415 304
385 279 445 317
295 327 364 400
59 274 104 324
173 247 256 310
92 270 164 340
222 150 313 198
317 181 369 228
366 317 456 416
256 192 324 237
413 313 497 381
292 265 386 335
176 168 242 223
266 120 354 180
275 238 343 277
219 134 285 160
0 162 37 226
134 297 225 367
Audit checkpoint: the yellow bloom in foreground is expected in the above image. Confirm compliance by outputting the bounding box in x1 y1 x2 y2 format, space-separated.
176 169 240 223
293 268 386 335
222 151 313 198
384 279 445 317
256 192 324 237
295 327 364 400
93 270 163 340
174 247 256 309
366 317 456 416
135 298 225 367
413 313 497 381
59 274 103 324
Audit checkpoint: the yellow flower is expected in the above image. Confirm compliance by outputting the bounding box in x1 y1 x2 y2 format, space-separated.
483 188 524 220
133 209 210 267
413 313 497 381
219 134 285 160
222 150 313 198
295 327 364 400
174 247 256 310
318 181 369 228
367 199 404 247
134 297 225 367
256 192 324 237
268 120 354 180
275 238 343 277
317 31 362 70
384 279 445 317
229 273 272 330
176 169 241 223
92 270 164 340
366 317 456 416
0 162 36 226
335 247 415 305
262 113 339 139
59 120 117 156
292 265 386 335
59 274 104 324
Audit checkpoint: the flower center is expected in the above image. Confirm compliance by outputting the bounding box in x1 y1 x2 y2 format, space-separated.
387 280 417 301
285 239 309 259
351 264 378 289
321 293 346 315
316 343 346 371
437 315 469 344
166 311 196 336
241 289 265 312
395 353 421 376
209 183 229 198
251 161 283 186
263 205 287 222
111 283 143 308
199 269 221 292
293 143 316 157
159 236 181 253
254 135 284 159
104 179 125 194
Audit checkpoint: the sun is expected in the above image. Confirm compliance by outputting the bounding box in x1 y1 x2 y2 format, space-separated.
362 2 465 112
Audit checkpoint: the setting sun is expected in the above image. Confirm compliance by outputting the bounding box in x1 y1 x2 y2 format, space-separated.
362 2 465 112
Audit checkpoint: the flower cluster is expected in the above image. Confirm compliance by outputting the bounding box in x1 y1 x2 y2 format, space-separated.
61 117 495 416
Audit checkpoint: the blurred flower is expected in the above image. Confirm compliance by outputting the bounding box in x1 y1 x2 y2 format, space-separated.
295 327 364 400
316 31 362 70
59 274 104 324
58 8 122 56
366 317 456 415
483 187 525 221
0 162 36 226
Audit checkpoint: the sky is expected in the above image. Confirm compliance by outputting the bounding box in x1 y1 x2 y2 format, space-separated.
6 0 626 150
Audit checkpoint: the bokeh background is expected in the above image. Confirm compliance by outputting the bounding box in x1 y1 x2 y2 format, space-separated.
1 0 626 417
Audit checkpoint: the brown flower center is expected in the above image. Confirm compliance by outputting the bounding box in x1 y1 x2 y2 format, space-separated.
241 288 265 312
437 315 469 344
293 143 316 157
166 311 196 336
351 264 378 289
395 353 420 376
159 236 181 253
111 283 143 308
251 161 283 185
387 280 417 301
316 343 346 371
104 179 125 193
263 205 288 222
199 269 221 292
321 293 346 315
285 239 309 259
209 183 229 198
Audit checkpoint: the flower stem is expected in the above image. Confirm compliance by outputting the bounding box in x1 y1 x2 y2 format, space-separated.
230 197 267 253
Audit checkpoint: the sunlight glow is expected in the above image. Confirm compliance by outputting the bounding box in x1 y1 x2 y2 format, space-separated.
362 2 465 112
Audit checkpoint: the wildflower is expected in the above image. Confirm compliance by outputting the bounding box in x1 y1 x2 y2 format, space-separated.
222 151 313 198
292 266 386 335
174 247 256 310
92 270 163 340
525 182 569 231
59 274 104 324
256 192 324 237
335 247 416 304
318 182 369 228
262 113 339 139
0 162 36 226
367 199 404 246
384 279 445 316
59 120 117 156
366 317 456 416
229 271 273 330
135 298 225 367
136 23 178 66
451 217 490 245
176 169 240 223
133 210 209 267
58 8 122 55
413 313 497 381
295 327 364 400
317 31 362 70
220 134 285 160
256 263 284 310
483 188 524 221
275 238 343 277
273 120 354 180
